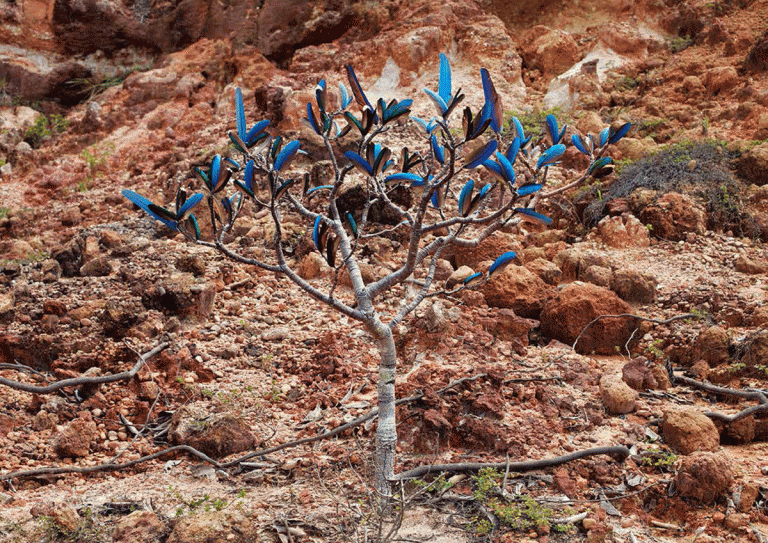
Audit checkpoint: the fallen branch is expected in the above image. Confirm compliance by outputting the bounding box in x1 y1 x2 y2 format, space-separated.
673 374 768 423
572 313 698 352
0 342 169 394
391 445 630 481
1 444 220 482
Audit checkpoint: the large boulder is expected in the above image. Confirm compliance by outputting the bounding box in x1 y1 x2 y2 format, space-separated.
481 264 556 319
636 192 706 240
169 403 258 458
540 283 636 354
662 407 720 455
674 452 733 504
735 142 768 186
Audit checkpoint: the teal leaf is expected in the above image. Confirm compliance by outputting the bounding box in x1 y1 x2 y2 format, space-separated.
235 88 246 142
438 52 452 103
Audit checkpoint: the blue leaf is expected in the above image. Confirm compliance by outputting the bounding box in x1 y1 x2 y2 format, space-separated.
315 79 327 114
571 133 591 156
482 158 504 181
536 144 566 169
438 52 452 104
344 150 374 176
431 134 445 164
412 116 438 134
463 139 498 169
235 88 246 141
245 120 270 147
338 82 352 109
488 251 516 278
545 114 567 145
122 190 177 230
274 140 301 172
312 215 323 252
463 272 484 286
512 116 526 141
506 137 521 165
305 102 321 135
516 207 552 225
384 172 423 184
516 183 542 196
480 68 502 133
599 127 610 147
608 122 631 144
467 183 492 215
209 154 221 192
424 87 449 116
494 151 516 183
177 192 204 220
458 179 475 216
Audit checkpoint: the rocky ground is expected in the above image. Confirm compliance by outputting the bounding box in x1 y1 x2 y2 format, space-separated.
1 0 768 542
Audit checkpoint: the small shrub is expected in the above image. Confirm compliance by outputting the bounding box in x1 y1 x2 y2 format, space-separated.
24 114 70 148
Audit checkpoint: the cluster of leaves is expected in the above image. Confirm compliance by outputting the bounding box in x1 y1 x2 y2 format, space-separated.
123 53 629 293
640 447 678 472
24 113 70 148
472 468 570 535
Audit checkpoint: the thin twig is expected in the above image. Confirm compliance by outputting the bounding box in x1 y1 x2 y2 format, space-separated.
392 446 630 481
0 342 169 394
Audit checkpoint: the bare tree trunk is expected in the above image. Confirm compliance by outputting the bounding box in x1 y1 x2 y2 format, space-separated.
370 318 397 502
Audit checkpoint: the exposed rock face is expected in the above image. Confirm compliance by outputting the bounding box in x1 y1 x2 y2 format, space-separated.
540 283 636 354
662 407 720 455
141 274 216 319
519 25 580 78
597 214 650 248
674 452 733 504
744 28 768 73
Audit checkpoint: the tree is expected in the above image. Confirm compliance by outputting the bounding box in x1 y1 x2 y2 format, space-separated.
123 52 630 500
